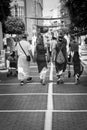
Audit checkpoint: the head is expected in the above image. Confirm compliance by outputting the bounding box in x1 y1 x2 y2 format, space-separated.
36 33 43 44
70 35 75 42
22 32 28 40
58 30 64 42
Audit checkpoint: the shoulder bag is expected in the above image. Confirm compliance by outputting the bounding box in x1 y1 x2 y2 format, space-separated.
56 44 65 64
19 42 31 61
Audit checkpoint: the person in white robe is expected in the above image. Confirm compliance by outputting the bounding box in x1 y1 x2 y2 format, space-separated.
16 33 33 85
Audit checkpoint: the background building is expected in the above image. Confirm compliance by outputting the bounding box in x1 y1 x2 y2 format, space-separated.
11 0 43 40
11 0 24 19
60 0 70 31
24 0 43 40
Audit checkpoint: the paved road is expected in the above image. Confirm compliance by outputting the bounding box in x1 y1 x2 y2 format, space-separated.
0 62 87 130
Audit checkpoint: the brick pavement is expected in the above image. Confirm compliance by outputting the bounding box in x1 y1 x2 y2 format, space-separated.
0 63 87 130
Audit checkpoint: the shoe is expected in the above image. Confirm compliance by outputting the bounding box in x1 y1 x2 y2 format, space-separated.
60 79 64 84
27 77 32 82
20 81 24 86
27 77 32 80
42 79 46 85
40 79 43 83
75 74 79 85
68 71 71 78
57 78 60 84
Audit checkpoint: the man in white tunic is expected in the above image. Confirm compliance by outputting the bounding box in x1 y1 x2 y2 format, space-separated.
16 33 33 85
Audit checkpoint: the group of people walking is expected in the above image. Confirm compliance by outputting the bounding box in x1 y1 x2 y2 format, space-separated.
6 29 84 86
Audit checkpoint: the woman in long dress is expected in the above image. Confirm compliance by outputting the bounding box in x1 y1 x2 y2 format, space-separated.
35 33 48 85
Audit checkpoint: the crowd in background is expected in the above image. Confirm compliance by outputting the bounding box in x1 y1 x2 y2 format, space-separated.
2 29 84 85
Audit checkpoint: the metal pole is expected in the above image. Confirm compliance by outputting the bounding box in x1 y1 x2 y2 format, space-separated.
14 0 18 17
24 0 27 31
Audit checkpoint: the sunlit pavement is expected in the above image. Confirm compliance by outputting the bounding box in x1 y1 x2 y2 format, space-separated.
0 62 87 130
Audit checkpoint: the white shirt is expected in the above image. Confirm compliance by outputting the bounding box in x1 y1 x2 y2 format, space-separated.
16 39 31 56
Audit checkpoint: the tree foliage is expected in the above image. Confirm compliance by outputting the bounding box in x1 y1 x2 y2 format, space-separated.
4 16 25 34
65 0 87 35
0 0 11 22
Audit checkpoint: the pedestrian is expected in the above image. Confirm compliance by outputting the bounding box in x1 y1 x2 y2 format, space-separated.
34 33 48 85
31 33 37 56
51 32 57 61
16 33 33 85
72 51 84 84
52 31 67 84
67 43 72 78
69 35 79 76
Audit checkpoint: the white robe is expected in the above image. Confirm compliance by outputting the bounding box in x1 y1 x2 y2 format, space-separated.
16 39 31 81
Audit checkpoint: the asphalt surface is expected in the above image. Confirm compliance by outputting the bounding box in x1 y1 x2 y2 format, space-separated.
0 62 87 130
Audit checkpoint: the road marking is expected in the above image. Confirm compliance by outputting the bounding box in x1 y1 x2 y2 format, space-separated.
31 75 87 77
0 82 44 86
53 82 82 85
0 80 86 86
53 93 87 95
53 110 87 112
0 93 87 96
44 62 53 130
0 93 48 96
30 75 49 78
0 109 87 113
0 110 46 113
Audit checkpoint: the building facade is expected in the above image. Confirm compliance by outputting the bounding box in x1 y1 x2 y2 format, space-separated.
24 0 43 40
11 0 43 40
60 0 70 31
11 0 24 20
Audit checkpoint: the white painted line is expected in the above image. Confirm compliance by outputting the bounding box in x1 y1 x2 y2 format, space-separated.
44 62 53 130
0 109 87 113
0 80 86 86
0 93 48 96
0 83 20 86
53 93 87 95
0 110 46 113
0 82 44 86
30 65 51 68
31 75 49 78
30 66 37 68
53 82 76 85
53 110 87 112
0 93 87 96
53 74 87 77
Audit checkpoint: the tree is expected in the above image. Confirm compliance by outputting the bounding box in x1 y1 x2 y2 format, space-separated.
0 0 11 50
65 0 87 35
4 16 25 34
0 0 11 22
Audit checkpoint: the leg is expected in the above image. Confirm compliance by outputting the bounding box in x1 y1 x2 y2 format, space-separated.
75 73 79 85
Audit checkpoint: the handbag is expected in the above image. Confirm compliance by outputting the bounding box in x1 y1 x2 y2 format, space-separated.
19 42 31 61
56 44 65 64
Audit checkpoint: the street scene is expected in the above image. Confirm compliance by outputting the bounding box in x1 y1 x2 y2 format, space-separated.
0 0 87 130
